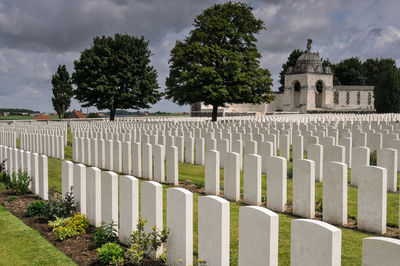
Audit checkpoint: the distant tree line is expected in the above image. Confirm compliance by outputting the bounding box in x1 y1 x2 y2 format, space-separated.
0 108 39 115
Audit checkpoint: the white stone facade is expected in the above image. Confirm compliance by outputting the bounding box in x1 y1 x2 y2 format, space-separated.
191 42 375 115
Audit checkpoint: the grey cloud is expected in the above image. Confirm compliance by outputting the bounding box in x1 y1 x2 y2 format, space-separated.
0 0 399 113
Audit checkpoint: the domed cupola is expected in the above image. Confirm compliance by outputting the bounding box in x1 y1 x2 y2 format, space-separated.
291 39 324 74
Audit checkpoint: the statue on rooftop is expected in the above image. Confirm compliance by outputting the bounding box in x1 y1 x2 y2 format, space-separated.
306 38 312 52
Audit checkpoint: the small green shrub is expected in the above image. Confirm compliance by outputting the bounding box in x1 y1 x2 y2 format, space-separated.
0 182 6 191
10 169 31 195
0 171 11 188
125 216 168 265
49 213 89 240
97 242 124 265
26 201 46 217
5 195 18 202
94 221 118 248
44 190 76 221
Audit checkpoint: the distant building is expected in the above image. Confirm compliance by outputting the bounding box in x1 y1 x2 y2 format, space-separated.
67 110 86 119
192 39 375 116
34 114 50 120
98 113 105 117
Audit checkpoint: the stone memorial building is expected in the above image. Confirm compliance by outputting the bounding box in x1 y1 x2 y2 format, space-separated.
191 40 375 116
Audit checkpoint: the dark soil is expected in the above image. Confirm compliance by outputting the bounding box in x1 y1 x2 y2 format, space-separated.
0 189 98 265
0 189 168 265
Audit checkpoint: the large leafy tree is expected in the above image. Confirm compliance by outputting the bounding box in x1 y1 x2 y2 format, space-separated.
165 2 274 121
334 57 366 85
72 34 162 121
374 64 400 113
364 58 397 86
51 65 73 120
278 49 304 92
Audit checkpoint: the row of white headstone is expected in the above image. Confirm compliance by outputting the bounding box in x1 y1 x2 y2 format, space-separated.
0 145 48 200
19 133 65 159
61 160 400 266
70 131 399 236
0 131 16 148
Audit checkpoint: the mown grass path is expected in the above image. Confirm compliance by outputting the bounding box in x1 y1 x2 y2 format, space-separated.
0 204 75 265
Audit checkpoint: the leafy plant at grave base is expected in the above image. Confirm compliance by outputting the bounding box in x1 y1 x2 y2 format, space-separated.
0 171 11 189
0 182 6 191
43 190 76 221
370 151 377 166
25 201 46 217
97 242 125 265
10 169 32 195
315 197 323 212
5 195 18 202
49 213 89 240
94 221 119 248
125 216 169 265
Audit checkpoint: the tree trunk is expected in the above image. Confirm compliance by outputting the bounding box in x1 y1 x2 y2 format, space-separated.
58 113 62 120
110 108 116 121
212 105 218 122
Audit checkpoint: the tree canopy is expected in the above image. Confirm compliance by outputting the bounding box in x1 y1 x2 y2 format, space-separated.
72 34 162 121
51 65 73 120
333 57 366 85
165 1 274 121
364 58 397 86
278 49 304 92
374 64 400 113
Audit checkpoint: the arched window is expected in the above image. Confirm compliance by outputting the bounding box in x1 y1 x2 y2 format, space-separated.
368 92 372 105
294 81 301 91
346 91 350 105
316 81 323 94
357 91 361 105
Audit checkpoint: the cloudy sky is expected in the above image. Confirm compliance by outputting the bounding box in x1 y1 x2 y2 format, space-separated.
0 0 399 113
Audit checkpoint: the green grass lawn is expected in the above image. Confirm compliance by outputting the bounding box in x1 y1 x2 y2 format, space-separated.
40 139 396 265
0 204 76 265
